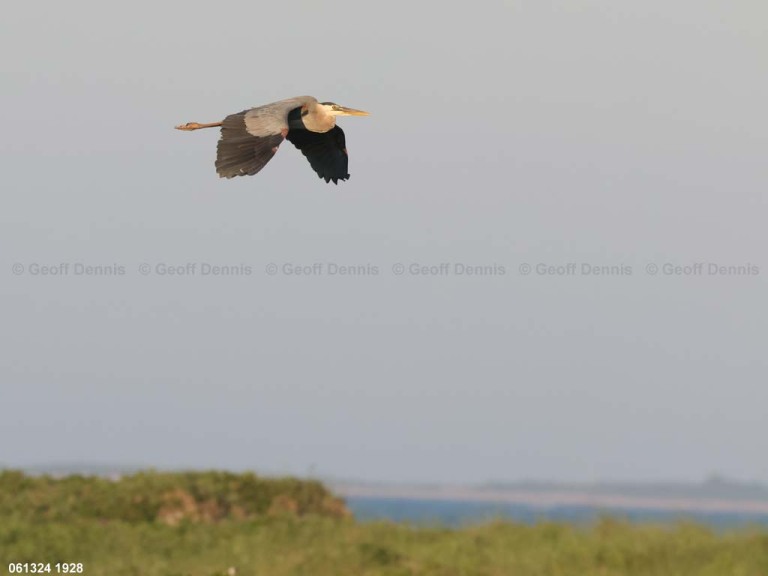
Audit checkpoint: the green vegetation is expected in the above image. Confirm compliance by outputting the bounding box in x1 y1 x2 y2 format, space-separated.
0 469 348 524
2 470 768 576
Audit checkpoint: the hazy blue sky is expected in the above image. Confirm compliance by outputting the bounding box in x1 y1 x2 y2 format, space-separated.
1 1 766 484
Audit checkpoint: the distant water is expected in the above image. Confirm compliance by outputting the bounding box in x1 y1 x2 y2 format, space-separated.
346 496 768 530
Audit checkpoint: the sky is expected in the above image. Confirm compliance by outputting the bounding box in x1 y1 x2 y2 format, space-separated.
1 1 766 484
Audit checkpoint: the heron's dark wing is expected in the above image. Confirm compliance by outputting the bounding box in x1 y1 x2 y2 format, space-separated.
215 96 316 179
286 125 350 184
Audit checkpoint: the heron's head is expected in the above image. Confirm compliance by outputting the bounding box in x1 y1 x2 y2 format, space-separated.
320 102 370 117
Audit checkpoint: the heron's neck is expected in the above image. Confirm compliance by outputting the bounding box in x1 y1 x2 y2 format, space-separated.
303 103 336 133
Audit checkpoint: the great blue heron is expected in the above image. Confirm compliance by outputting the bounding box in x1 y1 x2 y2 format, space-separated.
175 96 369 184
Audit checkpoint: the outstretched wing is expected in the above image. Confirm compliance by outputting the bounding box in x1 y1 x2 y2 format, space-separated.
286 125 350 184
215 96 315 179
215 113 284 178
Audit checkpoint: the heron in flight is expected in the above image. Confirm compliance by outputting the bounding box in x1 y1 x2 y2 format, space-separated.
175 96 369 184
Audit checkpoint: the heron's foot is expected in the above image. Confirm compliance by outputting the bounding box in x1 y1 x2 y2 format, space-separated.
175 122 204 131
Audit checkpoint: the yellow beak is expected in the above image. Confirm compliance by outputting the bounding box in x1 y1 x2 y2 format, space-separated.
338 106 370 116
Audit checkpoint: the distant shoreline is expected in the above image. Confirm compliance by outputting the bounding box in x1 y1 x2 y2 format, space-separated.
11 464 768 516
332 483 768 515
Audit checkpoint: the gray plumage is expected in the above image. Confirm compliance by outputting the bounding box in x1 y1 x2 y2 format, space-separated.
176 96 369 184
217 96 314 179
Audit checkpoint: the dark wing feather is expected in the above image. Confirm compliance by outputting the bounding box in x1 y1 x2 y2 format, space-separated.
215 111 286 179
286 125 350 184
